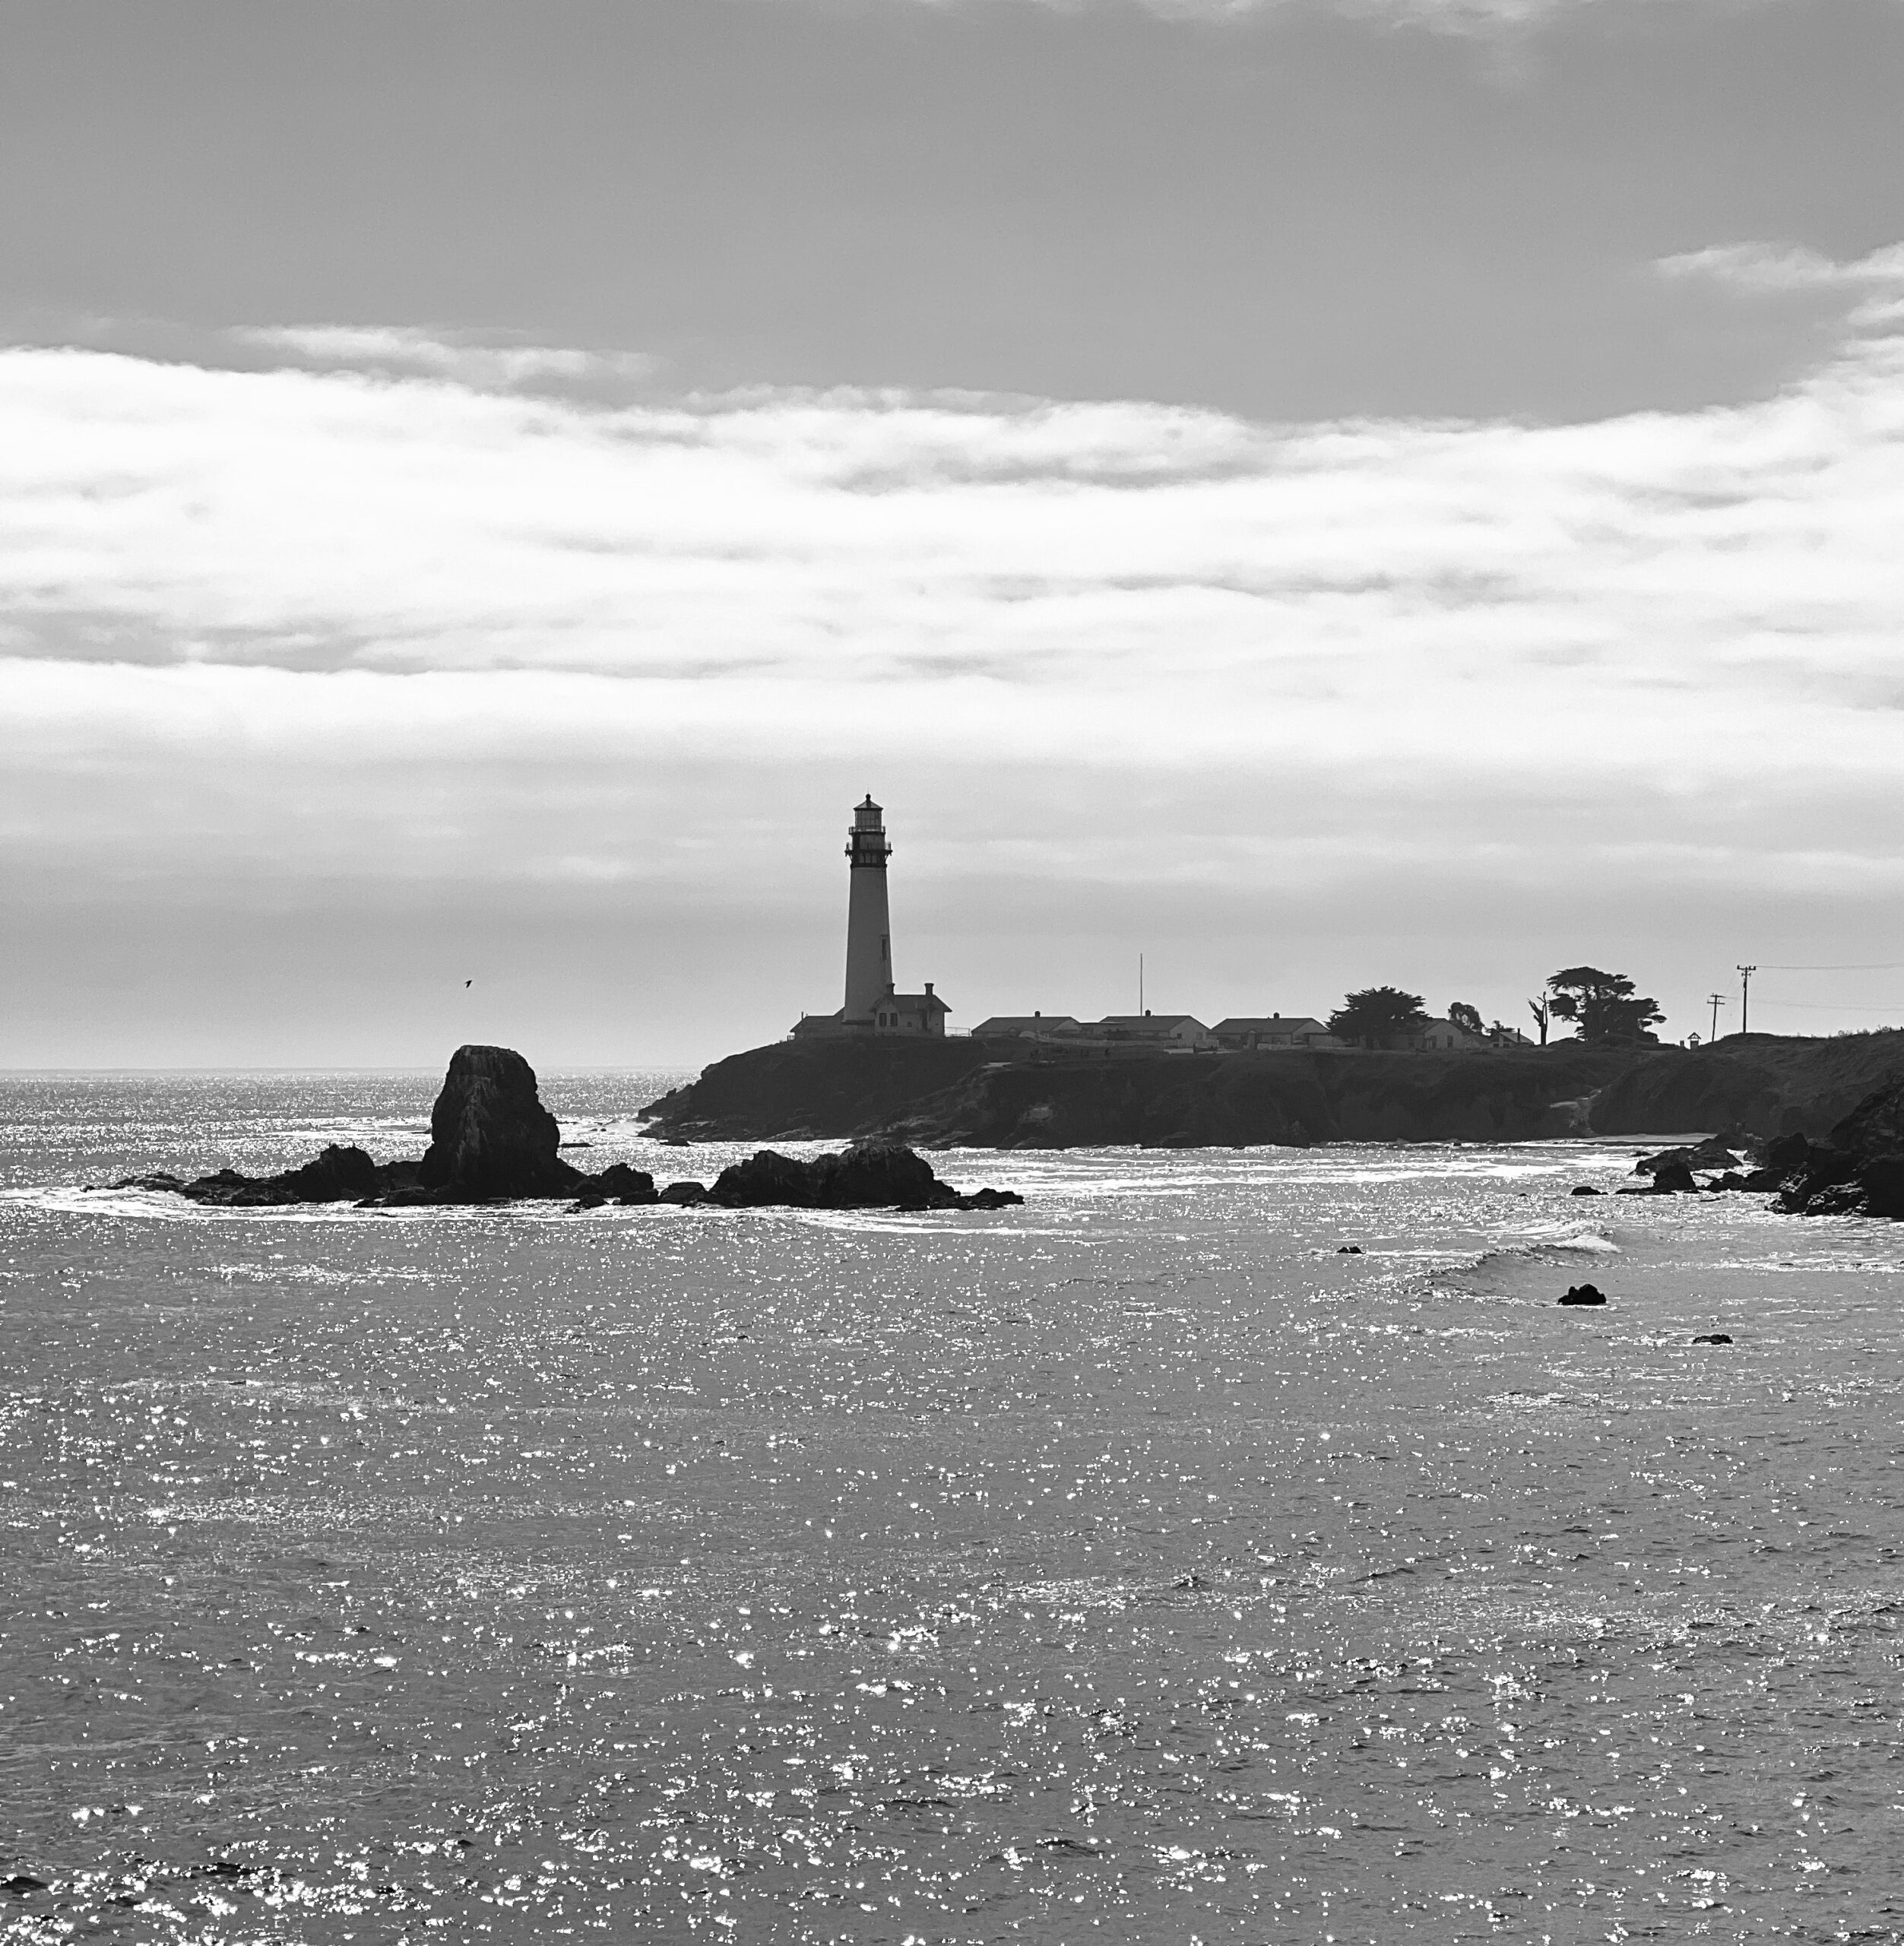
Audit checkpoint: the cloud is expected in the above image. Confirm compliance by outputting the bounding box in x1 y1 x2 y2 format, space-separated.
1656 239 1904 341
230 325 664 395
5 322 1903 718
1656 240 1904 295
5 296 1904 1058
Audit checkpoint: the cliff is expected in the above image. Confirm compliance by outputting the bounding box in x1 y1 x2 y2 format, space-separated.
1584 1033 1904 1138
643 1031 1904 1149
886 1046 1639 1147
641 1038 996 1140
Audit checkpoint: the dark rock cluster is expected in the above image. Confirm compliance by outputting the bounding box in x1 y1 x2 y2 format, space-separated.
109 1045 1022 1215
1766 1078 1904 1219
1558 1283 1608 1307
1636 1136 1744 1176
1609 1136 1788 1198
1590 1076 1904 1217
664 1143 1021 1212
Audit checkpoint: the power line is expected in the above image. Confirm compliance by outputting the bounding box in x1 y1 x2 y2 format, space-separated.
1755 962 1904 972
1753 998 1904 1013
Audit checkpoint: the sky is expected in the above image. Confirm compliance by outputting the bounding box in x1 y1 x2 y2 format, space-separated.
3 0 1902 1067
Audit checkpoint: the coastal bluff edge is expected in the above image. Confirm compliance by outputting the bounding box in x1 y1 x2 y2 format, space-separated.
642 1031 1904 1150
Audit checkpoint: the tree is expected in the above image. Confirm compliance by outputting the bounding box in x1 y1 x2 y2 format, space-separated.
1329 986 1430 1047
1448 1001 1484 1036
1527 996 1551 1046
1545 966 1664 1046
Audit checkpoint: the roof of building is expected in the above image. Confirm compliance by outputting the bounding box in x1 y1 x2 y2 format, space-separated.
885 990 950 1013
1211 1016 1331 1035
1095 1015 1209 1032
973 1015 1081 1035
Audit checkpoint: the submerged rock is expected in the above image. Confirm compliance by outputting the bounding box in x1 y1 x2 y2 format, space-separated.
1558 1282 1608 1306
1692 1332 1734 1345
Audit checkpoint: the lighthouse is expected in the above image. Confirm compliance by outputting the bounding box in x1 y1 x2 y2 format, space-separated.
790 796 951 1039
843 794 893 1024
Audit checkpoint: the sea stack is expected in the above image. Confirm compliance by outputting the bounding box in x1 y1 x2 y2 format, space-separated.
418 1044 575 1199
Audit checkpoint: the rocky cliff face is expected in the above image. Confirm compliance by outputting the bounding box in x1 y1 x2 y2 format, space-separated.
646 1042 1637 1146
1586 1037 1904 1138
891 1047 1639 1147
640 1038 993 1141
643 1031 1904 1151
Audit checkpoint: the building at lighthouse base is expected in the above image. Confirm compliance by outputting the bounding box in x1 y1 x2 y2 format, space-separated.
793 984 949 1039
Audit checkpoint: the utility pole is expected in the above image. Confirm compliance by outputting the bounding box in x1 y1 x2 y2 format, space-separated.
1139 953 1145 1016
1707 992 1726 1042
1737 964 1757 1037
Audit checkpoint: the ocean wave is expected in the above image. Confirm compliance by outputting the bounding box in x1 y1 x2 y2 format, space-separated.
1437 1225 1620 1281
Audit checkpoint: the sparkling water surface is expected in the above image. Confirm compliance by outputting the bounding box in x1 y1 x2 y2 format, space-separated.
3 1070 1902 1944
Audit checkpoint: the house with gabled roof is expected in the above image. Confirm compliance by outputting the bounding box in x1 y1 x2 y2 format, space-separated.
1211 1015 1341 1051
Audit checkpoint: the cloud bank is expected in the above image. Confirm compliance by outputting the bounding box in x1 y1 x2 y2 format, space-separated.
4 277 1902 1060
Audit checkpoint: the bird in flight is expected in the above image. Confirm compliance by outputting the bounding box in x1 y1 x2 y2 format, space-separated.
465 980 473 988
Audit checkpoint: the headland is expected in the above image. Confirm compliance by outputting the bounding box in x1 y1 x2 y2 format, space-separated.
642 1028 1904 1149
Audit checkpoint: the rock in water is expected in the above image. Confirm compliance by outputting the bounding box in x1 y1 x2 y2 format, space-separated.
268 1144 387 1203
106 1054 1022 1215
1558 1282 1608 1306
417 1045 578 1199
1636 1137 1739 1176
1772 1075 1904 1218
707 1139 1022 1212
113 1143 392 1209
591 1163 659 1206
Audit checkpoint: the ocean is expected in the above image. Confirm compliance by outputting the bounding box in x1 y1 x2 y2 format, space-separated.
3 1070 1902 1944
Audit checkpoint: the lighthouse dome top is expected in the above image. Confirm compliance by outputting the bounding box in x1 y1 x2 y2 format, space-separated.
853 795 884 826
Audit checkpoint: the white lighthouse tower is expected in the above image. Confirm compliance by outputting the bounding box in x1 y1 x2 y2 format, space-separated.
842 794 894 1025
790 795 951 1039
